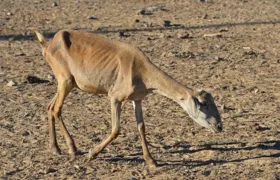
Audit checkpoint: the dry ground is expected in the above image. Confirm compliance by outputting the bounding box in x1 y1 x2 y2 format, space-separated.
1 0 280 179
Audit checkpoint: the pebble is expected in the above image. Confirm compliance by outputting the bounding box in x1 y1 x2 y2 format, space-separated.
221 104 225 111
15 52 26 57
200 0 213 2
229 85 237 91
119 31 126 37
214 56 225 61
74 165 81 170
163 20 171 27
254 88 259 93
166 51 178 57
136 8 146 15
177 33 190 39
88 16 97 20
219 28 229 32
277 59 280 64
146 5 161 12
47 74 55 80
7 80 17 87
239 142 246 147
202 170 211 176
26 75 48 84
52 2 58 7
7 12 13 16
22 131 30 136
243 46 251 50
44 168 57 174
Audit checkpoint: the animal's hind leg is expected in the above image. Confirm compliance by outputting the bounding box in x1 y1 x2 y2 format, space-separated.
48 94 61 155
48 77 77 157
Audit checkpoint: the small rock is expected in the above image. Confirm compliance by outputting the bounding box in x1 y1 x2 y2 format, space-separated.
229 85 236 91
47 74 55 80
74 165 81 170
200 0 213 2
7 12 13 16
214 56 225 61
254 88 259 93
277 59 280 64
22 131 30 136
243 51 257 57
222 85 229 90
161 52 166 57
166 51 178 57
169 61 175 65
7 80 17 87
163 20 171 27
119 31 125 37
214 44 221 49
137 8 146 15
243 47 251 50
159 34 165 38
88 16 97 20
44 168 57 174
146 5 160 12
255 124 270 132
177 33 190 39
202 170 211 176
203 14 208 19
52 2 58 7
221 104 225 111
203 33 222 38
219 28 229 32
26 75 49 84
127 178 138 180
15 52 26 57
239 142 246 147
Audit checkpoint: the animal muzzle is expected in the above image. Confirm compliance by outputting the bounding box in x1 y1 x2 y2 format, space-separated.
211 122 222 133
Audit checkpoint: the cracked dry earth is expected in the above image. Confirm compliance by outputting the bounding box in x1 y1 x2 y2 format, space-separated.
1 0 280 179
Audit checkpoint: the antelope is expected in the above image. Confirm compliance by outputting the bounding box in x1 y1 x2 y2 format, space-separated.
33 29 222 168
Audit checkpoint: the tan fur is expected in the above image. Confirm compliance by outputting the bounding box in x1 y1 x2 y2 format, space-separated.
33 29 222 167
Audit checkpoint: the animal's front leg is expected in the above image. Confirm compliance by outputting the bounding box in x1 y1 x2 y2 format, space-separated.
88 98 121 160
133 100 157 168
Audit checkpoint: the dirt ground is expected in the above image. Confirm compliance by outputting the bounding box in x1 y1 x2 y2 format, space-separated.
1 0 280 179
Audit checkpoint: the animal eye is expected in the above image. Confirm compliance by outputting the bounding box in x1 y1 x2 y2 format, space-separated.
199 101 208 110
200 102 207 107
199 100 207 106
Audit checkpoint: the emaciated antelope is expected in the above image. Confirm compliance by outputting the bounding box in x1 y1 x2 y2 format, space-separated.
33 29 222 168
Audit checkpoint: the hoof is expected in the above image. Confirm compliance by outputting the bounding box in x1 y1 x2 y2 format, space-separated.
50 146 61 155
146 159 158 169
69 148 78 156
87 149 98 162
70 154 76 162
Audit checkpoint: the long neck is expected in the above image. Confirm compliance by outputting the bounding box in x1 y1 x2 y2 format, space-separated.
141 61 194 103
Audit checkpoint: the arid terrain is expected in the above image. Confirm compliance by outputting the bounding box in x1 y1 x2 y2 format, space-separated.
1 0 280 179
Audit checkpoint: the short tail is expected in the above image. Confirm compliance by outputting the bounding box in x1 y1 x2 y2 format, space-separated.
31 29 47 47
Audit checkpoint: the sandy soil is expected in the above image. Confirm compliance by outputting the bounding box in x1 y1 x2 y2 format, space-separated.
1 0 280 179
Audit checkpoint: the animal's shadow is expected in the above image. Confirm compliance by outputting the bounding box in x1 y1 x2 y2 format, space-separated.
101 140 280 167
1 20 280 41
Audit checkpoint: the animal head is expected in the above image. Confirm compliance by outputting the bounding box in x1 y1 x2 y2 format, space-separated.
181 90 222 133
